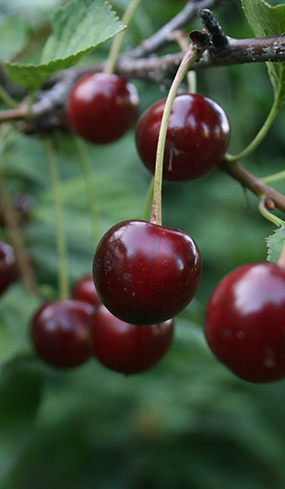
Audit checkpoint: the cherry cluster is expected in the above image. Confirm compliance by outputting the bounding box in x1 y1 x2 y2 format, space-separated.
66 71 285 383
2 69 282 382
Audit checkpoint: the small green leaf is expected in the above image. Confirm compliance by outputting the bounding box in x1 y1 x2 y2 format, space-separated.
5 0 123 92
241 0 285 106
265 225 285 262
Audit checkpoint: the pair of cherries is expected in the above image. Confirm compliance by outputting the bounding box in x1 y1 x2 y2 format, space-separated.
31 275 174 375
66 71 231 181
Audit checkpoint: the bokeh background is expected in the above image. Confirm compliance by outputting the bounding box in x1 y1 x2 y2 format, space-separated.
1 0 285 488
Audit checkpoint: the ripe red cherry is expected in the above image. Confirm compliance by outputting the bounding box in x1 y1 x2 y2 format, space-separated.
90 304 174 374
135 93 231 181
73 274 102 307
66 72 139 144
205 262 285 383
0 241 16 296
93 219 201 326
31 300 94 368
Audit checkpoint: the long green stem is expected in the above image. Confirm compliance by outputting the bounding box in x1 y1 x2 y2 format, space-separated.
261 169 285 184
171 30 196 93
74 136 101 248
104 0 143 74
226 94 280 163
141 177 154 221
150 43 205 225
45 138 70 300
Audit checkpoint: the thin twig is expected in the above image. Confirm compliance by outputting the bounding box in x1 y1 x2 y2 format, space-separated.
220 159 285 215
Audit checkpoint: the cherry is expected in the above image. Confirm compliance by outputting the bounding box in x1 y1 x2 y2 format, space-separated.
31 300 94 369
90 304 174 374
135 93 231 182
66 72 139 144
93 219 201 326
204 262 285 383
73 274 102 307
0 241 16 296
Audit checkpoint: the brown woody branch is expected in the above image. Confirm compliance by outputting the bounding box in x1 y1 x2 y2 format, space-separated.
4 33 285 134
221 160 285 215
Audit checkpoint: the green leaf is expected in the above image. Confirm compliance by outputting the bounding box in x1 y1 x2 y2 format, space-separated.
0 355 44 483
265 225 285 262
5 0 123 92
241 0 285 106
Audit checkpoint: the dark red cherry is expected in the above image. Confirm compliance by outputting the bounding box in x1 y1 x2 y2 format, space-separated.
205 262 285 383
93 219 201 326
0 241 16 296
66 72 139 144
31 300 94 368
135 93 231 181
90 304 174 374
73 274 102 307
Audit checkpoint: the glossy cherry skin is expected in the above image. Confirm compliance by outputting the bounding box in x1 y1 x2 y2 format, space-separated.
93 220 201 326
135 93 231 181
0 241 16 296
73 274 102 307
90 304 174 374
205 262 285 383
31 300 94 369
66 72 139 144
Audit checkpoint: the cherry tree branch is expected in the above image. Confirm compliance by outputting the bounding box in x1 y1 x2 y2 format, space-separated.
115 35 285 81
221 160 285 215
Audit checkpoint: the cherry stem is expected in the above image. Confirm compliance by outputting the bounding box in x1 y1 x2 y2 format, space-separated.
171 30 196 92
258 196 285 228
220 159 285 215
226 92 280 163
150 41 207 226
45 138 70 300
261 169 285 184
104 0 142 75
141 177 154 221
74 136 101 248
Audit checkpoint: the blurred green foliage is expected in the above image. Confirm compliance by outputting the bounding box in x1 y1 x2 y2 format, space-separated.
1 1 285 488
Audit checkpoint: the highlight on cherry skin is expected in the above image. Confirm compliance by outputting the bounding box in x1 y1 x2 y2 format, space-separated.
0 240 16 297
66 72 139 144
135 93 231 182
93 219 202 326
204 262 285 383
31 300 94 369
90 304 174 375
